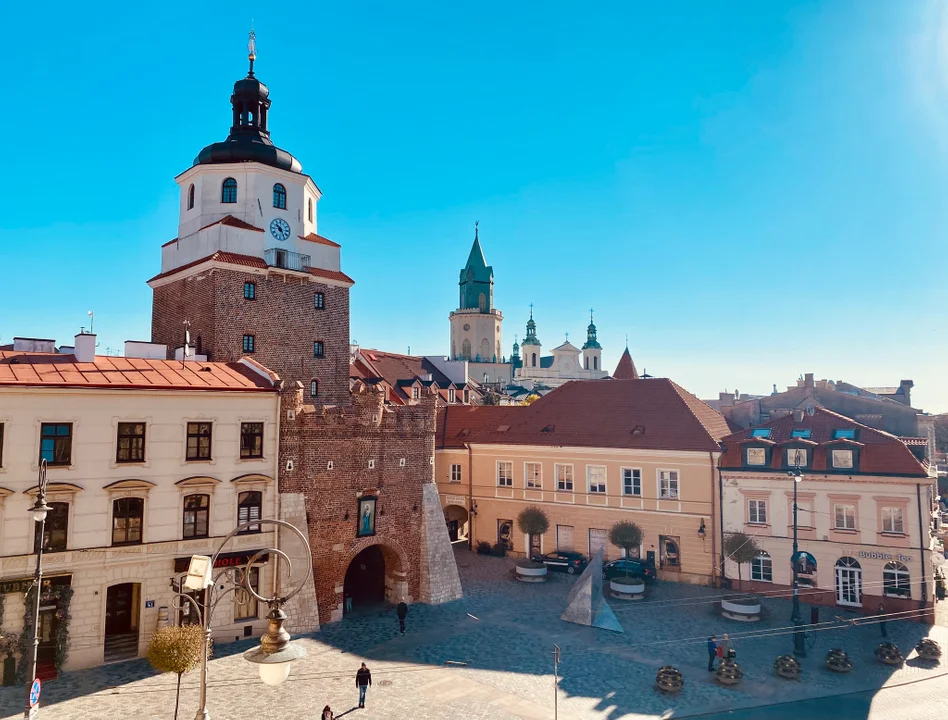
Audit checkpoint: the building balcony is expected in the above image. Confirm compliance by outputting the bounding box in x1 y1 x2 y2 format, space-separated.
265 247 311 272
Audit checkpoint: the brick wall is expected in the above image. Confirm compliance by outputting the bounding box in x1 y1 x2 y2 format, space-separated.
151 267 350 404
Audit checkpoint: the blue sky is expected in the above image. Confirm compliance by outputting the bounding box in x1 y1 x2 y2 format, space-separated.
3 1 947 411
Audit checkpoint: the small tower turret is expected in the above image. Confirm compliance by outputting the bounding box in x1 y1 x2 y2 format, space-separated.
520 305 542 369
582 308 602 372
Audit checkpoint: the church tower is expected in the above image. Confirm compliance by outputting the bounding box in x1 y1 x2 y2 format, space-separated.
582 310 602 371
449 223 503 362
520 307 542 369
148 34 353 403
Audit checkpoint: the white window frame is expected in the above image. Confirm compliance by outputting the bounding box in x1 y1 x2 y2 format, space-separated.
448 388 456 402
622 467 641 496
834 503 856 530
658 469 679 499
751 553 773 582
450 464 462 483
883 562 910 597
832 449 853 469
525 462 542 489
497 460 513 487
587 465 606 494
745 447 767 466
555 463 573 492
748 499 767 524
786 448 808 467
882 506 904 534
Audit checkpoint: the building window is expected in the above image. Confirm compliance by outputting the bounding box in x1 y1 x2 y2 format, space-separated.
659 470 679 499
112 497 144 545
745 447 767 466
525 462 542 489
622 468 641 496
448 388 456 403
234 566 260 620
412 386 419 400
588 465 606 494
242 335 255 353
240 422 264 459
222 177 237 203
832 449 853 469
40 423 73 466
882 506 904 534
883 561 910 597
313 341 324 358
186 422 212 461
791 429 812 439
310 380 319 397
463 389 470 403
307 198 313 222
531 353 537 367
238 491 262 533
179 586 206 626
832 429 857 440
34 502 68 552
785 448 808 467
751 552 773 582
450 464 462 483
748 499 767 524
497 461 513 487
187 183 195 210
314 292 325 309
244 282 256 300
751 428 772 438
273 183 287 209
834 503 856 530
183 494 210 539
556 464 573 492
116 422 146 463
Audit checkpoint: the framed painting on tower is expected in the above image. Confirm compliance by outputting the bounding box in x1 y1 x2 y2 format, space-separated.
356 497 377 538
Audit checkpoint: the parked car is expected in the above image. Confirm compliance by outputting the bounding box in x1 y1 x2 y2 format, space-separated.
532 551 588 575
602 557 656 581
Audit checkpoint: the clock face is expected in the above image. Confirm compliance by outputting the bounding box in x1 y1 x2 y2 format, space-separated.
270 218 291 242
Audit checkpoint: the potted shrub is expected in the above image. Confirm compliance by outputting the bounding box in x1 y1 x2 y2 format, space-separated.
607 520 645 598
825 648 853 673
774 654 801 680
516 507 549 582
715 658 744 686
915 638 942 662
476 541 493 555
874 642 904 666
721 532 762 620
147 624 211 720
655 665 684 693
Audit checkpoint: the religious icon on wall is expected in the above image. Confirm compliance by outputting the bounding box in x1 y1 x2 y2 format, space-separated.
356 497 377 538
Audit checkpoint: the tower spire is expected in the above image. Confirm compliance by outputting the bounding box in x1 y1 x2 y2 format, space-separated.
475 220 479 241
248 26 257 76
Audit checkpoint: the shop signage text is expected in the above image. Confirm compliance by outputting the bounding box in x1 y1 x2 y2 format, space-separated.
858 551 912 562
173 550 268 574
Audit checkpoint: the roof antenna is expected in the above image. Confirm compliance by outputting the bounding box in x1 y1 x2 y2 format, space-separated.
248 24 257 76
87 310 94 334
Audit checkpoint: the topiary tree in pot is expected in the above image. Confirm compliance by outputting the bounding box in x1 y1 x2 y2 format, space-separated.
608 521 643 577
722 531 760 591
147 624 211 720
517 506 550 561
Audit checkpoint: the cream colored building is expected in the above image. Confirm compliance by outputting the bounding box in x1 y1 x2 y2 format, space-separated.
0 337 288 673
435 379 731 584
719 408 936 615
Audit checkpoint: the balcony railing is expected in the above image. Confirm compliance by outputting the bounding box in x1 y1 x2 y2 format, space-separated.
265 248 311 271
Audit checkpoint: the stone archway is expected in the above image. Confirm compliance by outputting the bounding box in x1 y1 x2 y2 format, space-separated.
443 504 469 542
341 537 409 614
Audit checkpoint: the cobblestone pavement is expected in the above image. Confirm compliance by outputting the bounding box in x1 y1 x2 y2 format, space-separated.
2 548 946 719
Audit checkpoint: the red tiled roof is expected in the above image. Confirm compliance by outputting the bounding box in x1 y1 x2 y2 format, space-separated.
308 267 355 285
437 379 730 452
148 251 268 283
162 238 178 248
299 233 341 248
199 215 264 233
720 407 927 477
0 353 278 392
613 347 640 380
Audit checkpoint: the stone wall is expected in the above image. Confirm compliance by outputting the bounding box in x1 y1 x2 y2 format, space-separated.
278 492 320 635
418 483 463 604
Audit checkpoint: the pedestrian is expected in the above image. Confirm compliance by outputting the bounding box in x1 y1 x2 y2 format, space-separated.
810 605 819 627
721 633 734 660
397 601 408 635
345 592 353 614
878 603 888 638
355 662 372 708
707 635 717 671
321 705 333 720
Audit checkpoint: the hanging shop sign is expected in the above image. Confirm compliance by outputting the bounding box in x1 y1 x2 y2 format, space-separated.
173 550 269 574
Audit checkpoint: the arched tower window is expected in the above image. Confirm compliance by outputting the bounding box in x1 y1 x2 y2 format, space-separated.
222 178 238 203
307 198 313 222
462 339 472 360
593 356 598 370
585 357 589 370
273 183 287 210
187 184 195 210
532 353 537 367
310 380 319 397
479 293 487 312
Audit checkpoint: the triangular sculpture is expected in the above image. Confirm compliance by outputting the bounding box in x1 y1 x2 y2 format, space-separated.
560 549 624 633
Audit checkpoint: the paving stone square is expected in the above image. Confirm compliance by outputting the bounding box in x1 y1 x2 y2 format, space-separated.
2 547 945 719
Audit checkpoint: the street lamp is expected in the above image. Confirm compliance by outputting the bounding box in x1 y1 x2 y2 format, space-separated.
788 467 806 657
24 460 50 719
172 519 312 720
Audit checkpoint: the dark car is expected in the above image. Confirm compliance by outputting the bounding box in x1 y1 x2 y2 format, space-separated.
532 551 588 575
602 557 656 581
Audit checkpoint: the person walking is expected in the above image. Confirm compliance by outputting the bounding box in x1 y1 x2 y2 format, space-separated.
707 635 717 671
877 603 888 638
721 633 734 660
397 601 408 635
321 706 334 720
355 662 372 708
345 592 353 614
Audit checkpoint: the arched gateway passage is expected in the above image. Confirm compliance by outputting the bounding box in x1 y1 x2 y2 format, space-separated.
344 545 386 606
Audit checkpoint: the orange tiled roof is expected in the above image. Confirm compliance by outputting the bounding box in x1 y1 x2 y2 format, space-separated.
299 233 341 248
147 252 268 283
199 215 264 233
613 347 640 380
719 407 927 477
0 352 278 392
308 267 355 285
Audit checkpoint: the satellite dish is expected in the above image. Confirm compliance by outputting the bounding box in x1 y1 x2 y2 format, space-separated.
806 404 816 416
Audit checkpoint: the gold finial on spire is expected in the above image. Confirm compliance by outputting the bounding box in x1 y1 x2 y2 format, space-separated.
248 24 257 75
474 220 479 240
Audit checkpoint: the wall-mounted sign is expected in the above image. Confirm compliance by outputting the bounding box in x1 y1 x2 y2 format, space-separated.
444 495 467 507
173 550 269 574
858 551 912 562
357 496 377 538
791 551 817 574
0 575 71 595
145 599 155 609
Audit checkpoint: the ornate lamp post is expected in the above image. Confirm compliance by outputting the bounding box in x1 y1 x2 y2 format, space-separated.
172 518 312 720
788 467 806 657
24 460 51 719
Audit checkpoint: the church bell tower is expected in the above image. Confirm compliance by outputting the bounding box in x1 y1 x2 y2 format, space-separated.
449 223 503 362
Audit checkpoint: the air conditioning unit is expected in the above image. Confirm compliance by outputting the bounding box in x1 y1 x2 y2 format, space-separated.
285 460 294 472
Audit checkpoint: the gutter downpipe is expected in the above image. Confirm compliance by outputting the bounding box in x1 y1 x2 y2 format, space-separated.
709 451 718 587
717 465 726 587
917 483 929 612
467 443 474 551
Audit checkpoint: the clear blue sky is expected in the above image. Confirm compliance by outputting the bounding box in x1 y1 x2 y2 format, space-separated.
3 1 946 411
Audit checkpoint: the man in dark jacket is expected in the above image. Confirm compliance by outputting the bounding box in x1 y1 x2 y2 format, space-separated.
397 601 408 635
356 663 371 708
707 635 717 671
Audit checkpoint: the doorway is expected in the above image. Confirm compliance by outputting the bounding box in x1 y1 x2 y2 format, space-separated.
659 535 681 571
835 557 862 607
344 546 386 612
104 583 140 662
446 519 459 542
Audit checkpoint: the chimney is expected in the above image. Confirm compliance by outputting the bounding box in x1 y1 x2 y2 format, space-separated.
804 373 814 389
793 408 805 423
74 332 96 363
899 380 914 407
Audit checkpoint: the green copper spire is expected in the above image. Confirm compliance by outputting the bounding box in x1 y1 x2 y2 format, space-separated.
582 308 601 350
521 304 541 346
458 221 494 312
